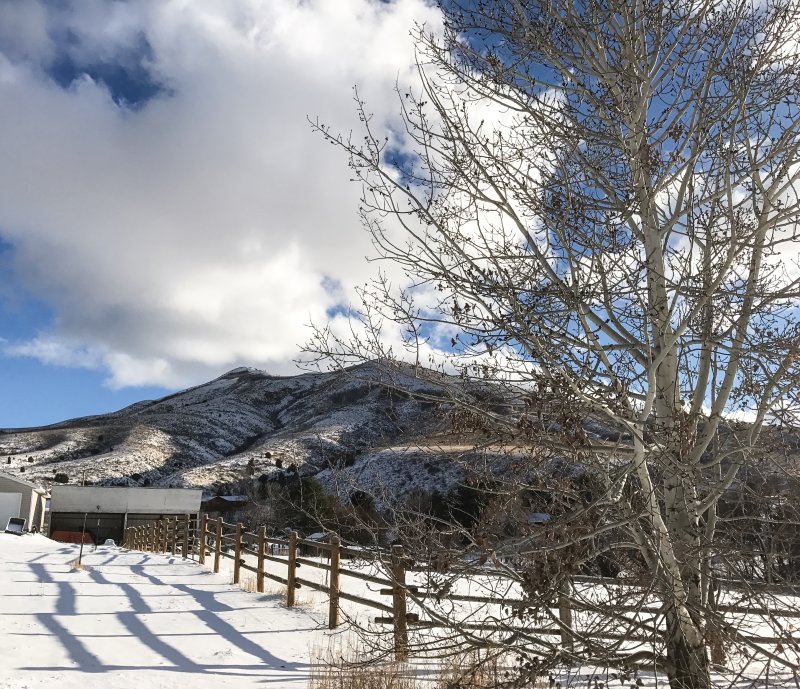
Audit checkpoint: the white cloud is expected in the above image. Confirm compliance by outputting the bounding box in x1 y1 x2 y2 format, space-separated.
0 0 443 389
4 336 104 371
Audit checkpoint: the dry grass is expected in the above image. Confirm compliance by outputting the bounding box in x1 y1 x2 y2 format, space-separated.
309 638 423 689
237 575 318 607
239 575 259 593
309 663 421 689
309 647 550 689
67 557 92 572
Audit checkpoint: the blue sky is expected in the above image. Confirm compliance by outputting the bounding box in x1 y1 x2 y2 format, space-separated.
0 241 170 426
0 31 174 427
0 0 441 427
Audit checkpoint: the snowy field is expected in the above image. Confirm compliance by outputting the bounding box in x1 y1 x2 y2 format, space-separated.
0 533 327 689
4 532 796 689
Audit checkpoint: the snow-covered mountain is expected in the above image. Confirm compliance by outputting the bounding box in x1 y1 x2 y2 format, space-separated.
8 362 793 502
0 362 455 492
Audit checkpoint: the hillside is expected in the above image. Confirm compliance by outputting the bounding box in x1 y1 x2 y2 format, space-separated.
0 362 454 492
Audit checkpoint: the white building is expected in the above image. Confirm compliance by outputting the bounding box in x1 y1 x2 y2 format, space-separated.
49 485 202 544
0 471 47 532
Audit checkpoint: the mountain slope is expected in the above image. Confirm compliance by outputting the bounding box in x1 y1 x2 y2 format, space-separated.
0 363 448 491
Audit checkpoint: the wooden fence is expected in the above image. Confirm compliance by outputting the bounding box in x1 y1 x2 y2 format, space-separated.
122 516 800 661
123 516 413 658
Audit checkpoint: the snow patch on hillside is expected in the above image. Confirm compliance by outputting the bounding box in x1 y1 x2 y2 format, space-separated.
0 364 451 494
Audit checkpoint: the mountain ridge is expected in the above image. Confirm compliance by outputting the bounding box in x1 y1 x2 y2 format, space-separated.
0 362 452 493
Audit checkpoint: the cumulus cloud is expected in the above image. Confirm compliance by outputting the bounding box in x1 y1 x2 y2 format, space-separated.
0 0 442 389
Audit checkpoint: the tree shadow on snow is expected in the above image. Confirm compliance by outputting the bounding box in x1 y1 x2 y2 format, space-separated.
16 549 307 678
28 562 77 615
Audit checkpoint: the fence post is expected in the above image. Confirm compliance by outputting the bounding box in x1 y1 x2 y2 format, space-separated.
149 521 156 552
167 517 175 555
559 578 574 652
233 523 243 584
257 526 266 593
391 544 409 660
198 514 207 565
191 515 199 559
328 534 341 629
182 514 190 559
287 531 298 607
189 514 197 560
214 518 223 573
161 519 168 552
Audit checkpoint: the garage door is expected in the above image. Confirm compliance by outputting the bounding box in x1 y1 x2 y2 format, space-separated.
0 492 22 529
49 512 125 545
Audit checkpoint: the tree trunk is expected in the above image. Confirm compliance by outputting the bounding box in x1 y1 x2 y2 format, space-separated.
665 613 711 689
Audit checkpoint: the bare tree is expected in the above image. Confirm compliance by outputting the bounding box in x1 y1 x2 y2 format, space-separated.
307 1 800 687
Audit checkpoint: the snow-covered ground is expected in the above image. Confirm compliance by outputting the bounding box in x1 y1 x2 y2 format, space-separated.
5 531 796 689
0 533 327 688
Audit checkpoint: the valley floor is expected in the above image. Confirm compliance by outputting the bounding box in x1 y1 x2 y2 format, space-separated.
0 533 323 688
